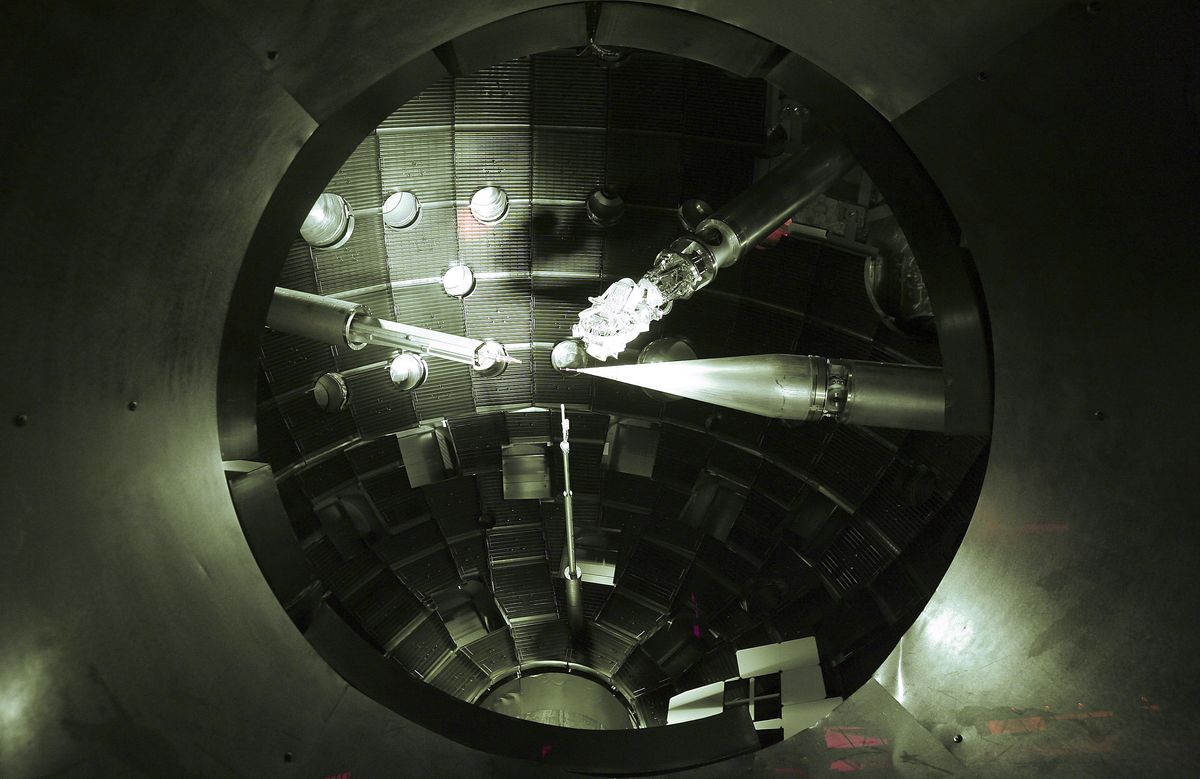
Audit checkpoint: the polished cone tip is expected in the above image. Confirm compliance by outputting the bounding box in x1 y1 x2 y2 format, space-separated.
496 353 522 364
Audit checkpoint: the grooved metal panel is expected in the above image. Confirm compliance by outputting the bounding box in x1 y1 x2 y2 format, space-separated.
743 239 819 313
450 536 487 579
729 305 802 355
616 648 669 697
427 651 488 700
679 563 740 620
549 440 603 495
609 55 684 133
454 130 532 200
541 503 565 573
683 61 767 143
531 277 596 342
314 215 389 296
606 132 682 207
871 324 942 366
297 451 355 498
901 433 987 491
794 321 874 361
511 619 570 663
448 414 504 472
424 477 481 537
531 202 604 274
379 129 455 203
531 348 594 406
412 359 475 421
260 330 336 394
391 615 455 678
391 284 465 336
754 460 806 510
679 644 740 690
811 426 895 508
345 436 402 475
279 238 318 293
486 523 546 562
385 205 459 281
276 392 357 455
374 521 443 566
681 137 757 208
491 562 557 621
597 591 661 641
532 51 606 128
463 277 531 345
505 409 550 441
643 519 703 555
573 623 635 676
602 208 678 280
621 542 691 609
654 424 713 485
462 628 518 678
380 77 452 129
710 441 762 485
819 517 893 596
345 368 418 439
343 569 424 640
255 397 299 471
311 544 381 598
398 548 460 599
855 462 941 550
708 601 758 643
532 129 605 201
636 687 674 727
360 467 429 522
761 419 833 472
808 248 881 338
582 581 610 621
601 471 658 512
454 59 531 124
471 352 533 409
457 203 531 274
326 134 382 209
663 293 741 358
737 492 788 540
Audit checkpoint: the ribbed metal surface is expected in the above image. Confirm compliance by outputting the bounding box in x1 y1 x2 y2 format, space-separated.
601 207 678 280
504 409 550 441
454 59 531 124
385 205 458 282
391 615 455 678
490 562 557 622
380 78 453 129
615 648 670 697
471 350 533 409
260 330 336 395
654 425 712 486
573 623 636 676
307 541 380 597
343 569 425 642
531 348 593 407
819 517 894 596
855 462 942 550
486 523 546 562
390 284 465 336
374 520 443 567
345 436 402 475
678 644 740 689
532 129 605 201
462 628 518 679
511 619 569 663
597 591 660 641
279 238 318 293
761 419 833 472
448 414 504 472
345 368 418 439
297 451 355 498
682 138 757 208
314 210 389 296
753 460 806 510
620 541 691 610
411 359 475 421
601 471 658 512
458 203 531 274
811 425 895 509
276 392 356 455
609 55 684 133
379 129 455 203
532 50 606 128
361 467 430 524
326 134 382 210
607 133 682 207
743 239 819 312
463 277 531 345
398 548 460 599
454 130 531 200
449 537 487 579
424 477 481 538
531 203 603 275
255 397 298 472
531 277 594 341
808 248 881 338
427 651 489 700
683 61 766 143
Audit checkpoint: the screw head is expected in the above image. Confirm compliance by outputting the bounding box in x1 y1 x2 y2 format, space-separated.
127 401 139 412
953 733 963 743
976 71 990 82
12 413 27 427
283 752 293 763
1092 410 1105 421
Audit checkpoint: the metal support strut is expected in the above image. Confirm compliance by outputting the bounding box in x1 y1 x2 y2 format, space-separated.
560 404 585 637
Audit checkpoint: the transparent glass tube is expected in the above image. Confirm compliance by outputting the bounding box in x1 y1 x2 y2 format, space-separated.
348 316 518 371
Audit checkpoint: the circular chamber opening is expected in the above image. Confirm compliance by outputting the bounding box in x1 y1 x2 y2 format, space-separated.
226 23 991 770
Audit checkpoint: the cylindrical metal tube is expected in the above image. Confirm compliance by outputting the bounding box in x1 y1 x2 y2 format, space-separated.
560 405 578 580
350 316 489 367
266 287 366 349
698 135 855 269
564 577 585 637
841 360 946 432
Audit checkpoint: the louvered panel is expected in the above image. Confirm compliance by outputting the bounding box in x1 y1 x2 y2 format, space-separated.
279 238 318 293
683 61 766 143
541 503 565 571
314 216 389 296
532 348 594 407
427 651 489 700
471 349 533 409
511 620 569 663
602 207 678 284
454 129 532 200
450 536 487 579
795 321 874 361
378 128 455 203
464 277 531 345
343 570 422 637
871 324 942 366
332 290 394 373
654 424 712 485
681 137 757 208
326 134 381 210
592 375 664 418
609 55 684 132
532 129 605 201
256 397 299 471
808 248 880 339
361 467 428 520
424 476 481 538
322 551 382 598
548 440 602 495
901 433 988 492
616 648 669 696
707 601 758 643
582 582 610 620
558 411 609 443
345 436 402 475
277 392 356 455
487 523 546 561
710 441 762 485
374 521 443 567
573 624 635 676
475 470 505 510
531 277 595 342
664 295 741 359
744 240 819 314
597 591 660 640
637 687 674 727
643 519 703 555
380 78 453 129
391 615 455 678
391 284 465 335
680 552 740 616
819 517 893 596
458 203 531 274
753 460 806 510
678 644 739 689
448 414 504 472
652 488 689 527
601 471 658 511
532 51 606 127
462 628 518 678
729 305 802 355
385 205 459 281
622 542 690 608
491 562 557 621
454 58 531 124
760 420 830 475
412 359 475 421
531 202 604 274
345 368 418 439
606 132 682 207
737 491 788 538
855 462 942 550
505 409 550 440
399 548 460 598
811 426 894 508
260 330 336 394
297 451 355 498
